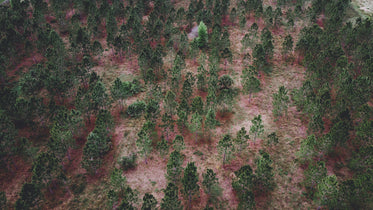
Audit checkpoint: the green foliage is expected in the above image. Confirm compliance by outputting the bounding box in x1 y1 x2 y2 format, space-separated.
161 183 183 210
81 122 112 174
316 175 340 209
119 154 137 171
127 101 146 118
182 162 199 209
250 115 264 142
166 151 184 184
232 165 255 210
0 191 6 209
136 128 153 164
202 169 222 205
254 151 275 193
141 193 157 210
197 21 208 49
110 168 127 194
218 75 234 90
205 108 219 133
267 132 279 145
282 34 293 57
304 161 327 198
218 134 234 164
189 112 203 141
32 152 62 188
297 134 317 163
157 138 169 159
235 127 250 152
191 96 204 115
15 183 42 210
172 135 185 152
164 90 177 115
272 86 289 119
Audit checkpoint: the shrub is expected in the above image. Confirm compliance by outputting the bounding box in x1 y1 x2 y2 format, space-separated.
119 154 137 171
126 101 146 118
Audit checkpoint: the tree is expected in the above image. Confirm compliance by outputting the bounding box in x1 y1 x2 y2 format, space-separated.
182 162 199 209
157 137 169 160
297 134 318 163
205 108 219 137
250 115 264 142
202 169 222 205
241 67 261 103
191 96 204 115
218 75 234 90
0 191 5 210
253 44 267 69
197 64 207 91
15 183 42 210
136 129 153 164
110 168 127 196
232 165 255 210
197 21 208 49
218 134 234 165
181 72 195 102
235 127 250 152
161 113 175 143
164 90 177 115
189 112 202 142
127 100 146 118
272 86 289 119
254 151 275 193
316 175 340 209
166 151 184 184
161 183 183 210
32 152 62 191
82 127 111 174
173 135 185 152
141 193 157 210
282 34 293 59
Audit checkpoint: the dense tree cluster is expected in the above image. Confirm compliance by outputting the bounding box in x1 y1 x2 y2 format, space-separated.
0 0 372 209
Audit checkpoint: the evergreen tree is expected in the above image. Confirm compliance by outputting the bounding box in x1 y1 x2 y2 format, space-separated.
166 151 184 184
235 127 250 152
250 115 264 142
254 151 275 193
202 168 222 205
157 137 169 160
189 112 203 142
191 96 204 115
161 183 183 210
173 135 185 152
232 165 255 210
218 134 234 165
141 193 157 210
136 128 153 164
164 90 178 115
32 152 62 190
182 162 200 209
282 34 293 59
272 86 289 119
197 21 208 49
205 108 219 137
15 183 42 210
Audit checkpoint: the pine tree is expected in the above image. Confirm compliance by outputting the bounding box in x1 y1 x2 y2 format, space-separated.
141 193 157 210
254 151 275 193
157 137 169 160
205 108 219 137
235 127 250 152
173 135 185 152
182 162 200 209
166 151 184 184
197 21 208 49
164 90 178 115
136 129 153 164
272 86 289 119
232 165 255 210
161 183 183 210
218 134 234 165
250 115 264 142
189 112 203 142
202 168 222 205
